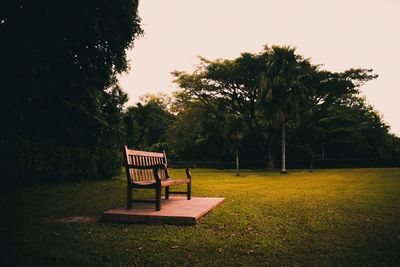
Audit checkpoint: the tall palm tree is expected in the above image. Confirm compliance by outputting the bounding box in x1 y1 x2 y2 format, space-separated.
260 46 306 174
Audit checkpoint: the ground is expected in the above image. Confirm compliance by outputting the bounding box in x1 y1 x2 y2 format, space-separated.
2 168 400 266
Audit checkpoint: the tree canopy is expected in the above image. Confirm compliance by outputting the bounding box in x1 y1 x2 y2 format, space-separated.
173 46 378 169
124 95 174 152
1 0 142 142
1 0 142 185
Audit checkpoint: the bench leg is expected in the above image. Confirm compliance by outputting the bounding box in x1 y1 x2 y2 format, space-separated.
165 186 170 199
127 187 132 209
156 186 161 211
187 182 191 200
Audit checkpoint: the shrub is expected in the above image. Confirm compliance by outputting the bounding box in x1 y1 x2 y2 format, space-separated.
0 137 121 188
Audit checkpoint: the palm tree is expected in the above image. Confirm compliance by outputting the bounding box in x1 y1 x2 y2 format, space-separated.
259 46 306 174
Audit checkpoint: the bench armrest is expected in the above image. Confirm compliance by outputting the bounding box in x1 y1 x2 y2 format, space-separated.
168 164 196 169
168 164 195 180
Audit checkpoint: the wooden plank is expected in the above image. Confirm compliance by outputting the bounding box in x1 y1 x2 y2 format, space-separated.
139 156 144 180
133 155 139 181
129 155 135 182
126 149 164 158
150 157 158 180
144 157 151 180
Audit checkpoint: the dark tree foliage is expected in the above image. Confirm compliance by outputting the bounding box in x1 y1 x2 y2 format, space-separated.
290 96 394 160
385 134 400 159
167 92 399 167
167 92 264 163
173 46 377 169
0 0 142 185
124 99 175 153
167 98 228 161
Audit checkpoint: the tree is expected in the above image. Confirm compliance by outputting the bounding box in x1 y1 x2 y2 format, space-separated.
173 46 377 171
385 134 400 159
173 53 269 165
124 98 175 152
167 94 228 162
139 92 173 112
259 46 308 173
306 96 390 159
1 0 142 184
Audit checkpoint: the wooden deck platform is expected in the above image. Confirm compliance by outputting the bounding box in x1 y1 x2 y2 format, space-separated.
101 197 224 225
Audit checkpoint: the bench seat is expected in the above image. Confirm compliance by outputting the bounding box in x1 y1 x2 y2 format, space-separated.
132 178 191 187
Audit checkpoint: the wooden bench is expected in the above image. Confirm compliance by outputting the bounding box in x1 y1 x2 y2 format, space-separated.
123 146 194 211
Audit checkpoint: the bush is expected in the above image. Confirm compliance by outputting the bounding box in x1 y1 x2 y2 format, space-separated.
0 137 121 187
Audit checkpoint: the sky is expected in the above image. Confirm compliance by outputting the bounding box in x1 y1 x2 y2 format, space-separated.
119 0 400 135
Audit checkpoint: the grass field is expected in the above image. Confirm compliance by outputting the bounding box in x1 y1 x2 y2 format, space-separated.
2 168 400 266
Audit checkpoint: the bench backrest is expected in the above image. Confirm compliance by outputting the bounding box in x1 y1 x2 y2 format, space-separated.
123 146 168 183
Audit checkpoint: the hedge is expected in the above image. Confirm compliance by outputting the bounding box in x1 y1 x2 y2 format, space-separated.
1 137 121 187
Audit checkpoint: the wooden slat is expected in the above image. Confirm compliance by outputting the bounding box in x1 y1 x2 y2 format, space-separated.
133 156 137 181
126 149 164 158
162 157 166 179
144 156 149 180
147 156 151 180
138 156 143 181
133 155 138 181
155 157 160 179
149 157 154 180
131 155 135 181
137 156 142 180
138 156 144 181
148 157 153 180
128 155 133 182
132 155 137 182
148 158 154 180
147 157 152 180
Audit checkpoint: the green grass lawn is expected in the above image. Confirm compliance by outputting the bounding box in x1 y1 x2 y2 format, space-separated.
2 168 400 266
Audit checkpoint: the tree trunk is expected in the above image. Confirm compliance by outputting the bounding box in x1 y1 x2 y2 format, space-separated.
267 142 276 170
235 144 240 176
281 122 287 174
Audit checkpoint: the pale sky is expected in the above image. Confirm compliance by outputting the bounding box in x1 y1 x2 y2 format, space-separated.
119 0 400 135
